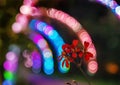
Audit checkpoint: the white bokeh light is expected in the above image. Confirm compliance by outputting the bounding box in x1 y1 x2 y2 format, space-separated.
12 22 23 33
115 6 120 16
20 5 32 15
6 52 17 61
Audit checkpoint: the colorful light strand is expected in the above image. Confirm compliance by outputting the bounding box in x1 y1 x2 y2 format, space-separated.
29 20 70 73
11 0 98 76
31 50 42 74
46 8 98 74
95 0 120 18
29 32 54 75
3 45 20 85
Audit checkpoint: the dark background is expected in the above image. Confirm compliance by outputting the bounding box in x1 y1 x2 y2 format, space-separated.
0 0 120 85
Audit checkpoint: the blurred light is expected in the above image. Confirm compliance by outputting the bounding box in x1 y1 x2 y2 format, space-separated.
31 51 41 73
78 32 92 45
2 80 13 85
29 19 70 73
29 32 54 75
48 30 58 39
32 67 41 74
3 60 17 72
44 59 54 75
87 44 96 59
43 49 52 58
44 26 53 35
23 0 33 5
115 6 120 16
4 71 14 80
32 59 41 69
23 0 38 6
9 44 20 55
12 22 23 33
15 14 28 25
96 0 120 18
29 19 38 30
37 39 47 49
20 5 32 15
6 52 17 61
37 22 47 31
88 61 98 74
22 50 31 59
47 8 81 32
24 58 33 68
106 63 119 74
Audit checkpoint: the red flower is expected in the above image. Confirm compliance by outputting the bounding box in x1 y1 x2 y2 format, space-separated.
72 40 78 47
62 44 71 53
78 51 83 58
72 52 77 58
62 58 70 68
58 40 94 68
83 41 93 62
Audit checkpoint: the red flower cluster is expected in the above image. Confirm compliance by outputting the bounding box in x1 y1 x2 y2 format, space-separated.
58 40 93 68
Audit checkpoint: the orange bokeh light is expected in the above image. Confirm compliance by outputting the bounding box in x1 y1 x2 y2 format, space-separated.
106 63 119 74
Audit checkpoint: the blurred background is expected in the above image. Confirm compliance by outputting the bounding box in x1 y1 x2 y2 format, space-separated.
0 0 120 85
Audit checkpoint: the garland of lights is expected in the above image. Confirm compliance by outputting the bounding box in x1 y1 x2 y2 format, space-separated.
95 0 120 18
29 20 70 73
28 32 54 75
3 0 98 85
3 45 20 85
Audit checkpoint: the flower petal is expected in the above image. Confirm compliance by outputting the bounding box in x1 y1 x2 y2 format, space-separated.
62 60 65 67
72 52 77 58
72 40 78 47
62 44 69 50
84 41 89 49
69 58 74 62
85 52 93 61
76 48 81 52
78 51 83 58
66 59 70 68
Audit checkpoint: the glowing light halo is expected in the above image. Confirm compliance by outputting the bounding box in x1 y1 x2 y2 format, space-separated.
29 19 70 73
29 32 54 75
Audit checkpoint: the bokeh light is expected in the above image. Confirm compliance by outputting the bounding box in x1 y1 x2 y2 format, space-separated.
2 80 13 85
105 62 119 74
4 71 14 80
3 61 17 72
12 22 23 33
37 39 47 49
88 61 98 74
6 52 17 61
20 5 32 15
29 19 70 73
31 50 42 74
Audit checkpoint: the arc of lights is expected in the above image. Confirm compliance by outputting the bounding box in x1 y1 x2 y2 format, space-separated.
29 20 70 73
3 45 20 85
29 32 54 75
94 0 120 19
11 0 98 75
38 8 98 74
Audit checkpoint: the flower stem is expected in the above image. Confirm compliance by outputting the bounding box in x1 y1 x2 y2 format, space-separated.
79 67 91 85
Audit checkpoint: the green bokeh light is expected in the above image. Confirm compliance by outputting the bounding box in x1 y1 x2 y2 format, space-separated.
4 71 14 80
